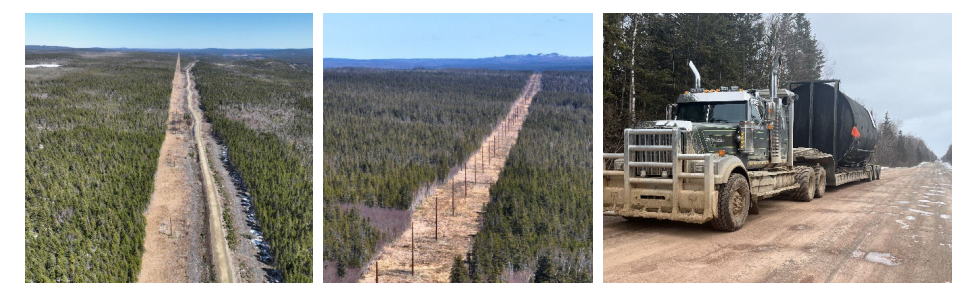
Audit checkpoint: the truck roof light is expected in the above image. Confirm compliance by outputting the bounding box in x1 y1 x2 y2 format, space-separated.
718 150 726 156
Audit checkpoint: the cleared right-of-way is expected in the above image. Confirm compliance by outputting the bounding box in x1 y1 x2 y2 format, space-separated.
604 162 951 283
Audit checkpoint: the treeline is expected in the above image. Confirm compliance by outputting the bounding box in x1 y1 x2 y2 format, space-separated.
25 52 174 282
941 145 952 163
872 113 938 167
323 69 531 209
193 60 313 283
25 52 80 65
452 71 593 283
604 13 827 152
321 204 380 276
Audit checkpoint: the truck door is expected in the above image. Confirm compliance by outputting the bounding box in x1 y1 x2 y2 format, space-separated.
751 102 769 161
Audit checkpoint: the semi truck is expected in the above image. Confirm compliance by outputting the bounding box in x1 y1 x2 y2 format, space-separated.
602 58 881 231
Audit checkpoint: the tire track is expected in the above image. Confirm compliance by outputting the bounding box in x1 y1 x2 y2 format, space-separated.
185 61 237 283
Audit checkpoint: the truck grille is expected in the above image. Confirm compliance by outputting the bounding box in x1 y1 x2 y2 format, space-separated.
630 132 675 177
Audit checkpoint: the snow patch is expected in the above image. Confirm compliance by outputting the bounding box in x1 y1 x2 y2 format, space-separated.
851 250 866 258
865 252 902 266
908 209 934 216
905 216 916 221
26 64 61 68
940 214 950 219
895 220 909 229
898 201 911 204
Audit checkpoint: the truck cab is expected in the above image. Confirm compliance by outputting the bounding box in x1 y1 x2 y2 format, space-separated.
603 59 837 231
670 87 792 170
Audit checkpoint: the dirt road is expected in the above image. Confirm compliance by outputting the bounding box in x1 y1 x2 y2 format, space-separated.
604 162 952 283
139 55 207 283
185 62 237 283
359 74 542 283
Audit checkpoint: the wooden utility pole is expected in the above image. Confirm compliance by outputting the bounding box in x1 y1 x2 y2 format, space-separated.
409 224 416 277
375 261 378 283
464 164 467 197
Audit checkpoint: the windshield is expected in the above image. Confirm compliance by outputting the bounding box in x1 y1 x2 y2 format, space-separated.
677 102 747 123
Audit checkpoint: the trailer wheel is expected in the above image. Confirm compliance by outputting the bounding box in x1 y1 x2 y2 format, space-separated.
711 173 750 231
814 166 826 198
789 166 815 202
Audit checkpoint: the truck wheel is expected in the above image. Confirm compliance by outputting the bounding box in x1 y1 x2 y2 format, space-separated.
711 173 750 231
814 166 826 198
789 166 815 202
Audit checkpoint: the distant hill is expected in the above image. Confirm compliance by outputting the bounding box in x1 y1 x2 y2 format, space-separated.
25 45 313 65
322 53 592 71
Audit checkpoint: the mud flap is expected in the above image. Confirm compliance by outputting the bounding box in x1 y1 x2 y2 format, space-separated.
749 196 760 215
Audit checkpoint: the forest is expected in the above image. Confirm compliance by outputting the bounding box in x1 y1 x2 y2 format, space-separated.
604 13 940 166
192 59 314 283
25 52 174 282
451 71 593 283
872 113 939 167
322 68 531 280
941 145 952 164
604 13 826 152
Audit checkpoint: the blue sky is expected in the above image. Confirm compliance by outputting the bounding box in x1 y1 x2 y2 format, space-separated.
807 13 951 156
25 14 312 49
322 14 592 59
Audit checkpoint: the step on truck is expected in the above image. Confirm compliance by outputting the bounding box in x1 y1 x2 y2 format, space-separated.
602 57 881 231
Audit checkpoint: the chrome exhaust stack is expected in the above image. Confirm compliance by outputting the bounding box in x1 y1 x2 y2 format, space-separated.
770 54 782 101
688 60 701 91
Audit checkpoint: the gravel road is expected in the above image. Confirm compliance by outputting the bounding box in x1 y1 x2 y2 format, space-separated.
604 162 952 283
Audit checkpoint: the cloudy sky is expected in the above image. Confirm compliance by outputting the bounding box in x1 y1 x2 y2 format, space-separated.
807 13 952 157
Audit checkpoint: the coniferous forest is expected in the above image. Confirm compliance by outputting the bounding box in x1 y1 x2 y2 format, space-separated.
25 52 174 282
192 60 314 283
604 13 939 164
322 68 531 279
604 13 827 152
452 71 593 283
323 69 530 209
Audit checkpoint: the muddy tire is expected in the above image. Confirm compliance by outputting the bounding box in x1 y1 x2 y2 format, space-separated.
711 173 751 231
814 166 826 198
789 166 816 202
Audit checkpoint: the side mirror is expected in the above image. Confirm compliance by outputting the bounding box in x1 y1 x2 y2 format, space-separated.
665 104 677 120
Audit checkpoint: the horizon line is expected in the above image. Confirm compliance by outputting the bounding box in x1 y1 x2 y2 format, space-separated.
26 45 313 50
323 54 593 60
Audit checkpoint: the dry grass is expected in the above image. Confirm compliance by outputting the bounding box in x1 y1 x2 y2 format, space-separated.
138 56 206 283
358 74 542 283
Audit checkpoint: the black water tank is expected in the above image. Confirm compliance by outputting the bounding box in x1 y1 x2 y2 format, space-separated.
791 81 878 167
